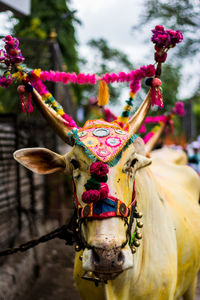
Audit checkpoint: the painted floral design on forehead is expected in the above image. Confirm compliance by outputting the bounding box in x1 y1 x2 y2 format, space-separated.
72 119 138 166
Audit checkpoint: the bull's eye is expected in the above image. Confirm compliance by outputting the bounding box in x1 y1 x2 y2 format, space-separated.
70 159 80 169
130 158 138 168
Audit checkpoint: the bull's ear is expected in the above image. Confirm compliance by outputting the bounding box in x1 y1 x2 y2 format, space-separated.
134 153 152 170
13 148 66 174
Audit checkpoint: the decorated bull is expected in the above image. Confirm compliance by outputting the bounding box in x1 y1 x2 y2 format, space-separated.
1 27 200 300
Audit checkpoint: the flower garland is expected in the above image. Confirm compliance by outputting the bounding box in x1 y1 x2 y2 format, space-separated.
37 64 156 86
0 27 183 130
29 75 79 128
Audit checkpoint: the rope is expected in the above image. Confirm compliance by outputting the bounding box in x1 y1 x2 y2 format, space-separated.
0 222 75 257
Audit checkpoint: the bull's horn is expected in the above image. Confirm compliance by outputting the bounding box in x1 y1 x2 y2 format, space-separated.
32 88 74 146
145 122 165 154
128 90 151 135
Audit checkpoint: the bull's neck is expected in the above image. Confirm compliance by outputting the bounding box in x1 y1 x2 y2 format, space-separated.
132 167 170 278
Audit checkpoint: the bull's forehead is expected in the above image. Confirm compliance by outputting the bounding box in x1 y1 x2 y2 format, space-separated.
71 119 139 166
68 138 144 169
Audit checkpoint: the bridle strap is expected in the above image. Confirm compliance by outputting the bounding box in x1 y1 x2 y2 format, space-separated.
72 180 136 219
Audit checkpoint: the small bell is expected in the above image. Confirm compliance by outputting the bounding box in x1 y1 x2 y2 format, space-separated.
137 221 143 228
75 244 81 252
136 212 143 218
131 246 136 254
133 240 140 247
136 232 142 239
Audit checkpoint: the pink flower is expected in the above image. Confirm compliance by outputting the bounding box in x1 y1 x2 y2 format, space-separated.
90 162 109 177
62 114 78 128
130 80 141 93
104 108 117 122
143 65 156 77
0 74 14 88
82 190 100 203
151 25 183 48
155 25 164 31
143 132 154 143
172 101 185 116
155 52 167 63
139 123 146 134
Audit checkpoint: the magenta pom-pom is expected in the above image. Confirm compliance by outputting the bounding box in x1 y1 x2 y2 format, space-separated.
152 78 162 87
90 162 109 177
82 190 100 203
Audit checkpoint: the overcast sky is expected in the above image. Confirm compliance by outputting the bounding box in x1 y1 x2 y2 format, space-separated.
71 0 153 67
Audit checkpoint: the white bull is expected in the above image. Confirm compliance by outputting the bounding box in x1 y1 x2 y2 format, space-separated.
14 136 200 300
13 89 200 300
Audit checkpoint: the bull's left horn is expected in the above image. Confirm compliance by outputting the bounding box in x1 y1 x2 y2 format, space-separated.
128 90 151 135
32 88 75 146
145 122 165 154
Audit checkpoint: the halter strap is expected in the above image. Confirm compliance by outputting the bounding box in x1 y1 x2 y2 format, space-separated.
72 180 136 219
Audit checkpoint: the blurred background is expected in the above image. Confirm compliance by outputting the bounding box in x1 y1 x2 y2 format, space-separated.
0 1 199 299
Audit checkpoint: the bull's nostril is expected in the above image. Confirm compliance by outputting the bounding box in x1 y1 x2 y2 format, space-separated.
118 251 124 264
93 249 100 265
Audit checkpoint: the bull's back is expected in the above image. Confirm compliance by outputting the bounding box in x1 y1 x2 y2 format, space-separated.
150 158 200 299
150 147 188 165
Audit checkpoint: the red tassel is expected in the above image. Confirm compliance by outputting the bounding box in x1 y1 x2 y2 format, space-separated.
19 93 26 113
150 86 163 107
26 92 33 113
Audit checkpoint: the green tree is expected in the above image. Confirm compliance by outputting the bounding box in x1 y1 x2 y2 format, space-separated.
0 0 81 113
136 0 200 61
12 0 80 73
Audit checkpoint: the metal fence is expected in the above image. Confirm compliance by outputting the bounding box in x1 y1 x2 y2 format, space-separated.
0 113 58 252
0 36 76 253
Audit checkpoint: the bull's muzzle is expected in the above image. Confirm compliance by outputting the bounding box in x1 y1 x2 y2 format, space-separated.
82 246 133 279
93 247 124 274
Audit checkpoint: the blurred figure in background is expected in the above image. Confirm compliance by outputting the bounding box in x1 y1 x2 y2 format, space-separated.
187 141 200 175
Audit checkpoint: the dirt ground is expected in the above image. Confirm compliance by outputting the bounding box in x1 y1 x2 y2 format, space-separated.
15 238 200 300
15 239 81 300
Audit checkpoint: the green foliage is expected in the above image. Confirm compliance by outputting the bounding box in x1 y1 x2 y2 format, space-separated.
134 0 199 135
135 0 200 97
137 0 200 59
12 0 80 73
0 0 81 113
193 90 200 135
88 38 133 73
161 64 181 112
